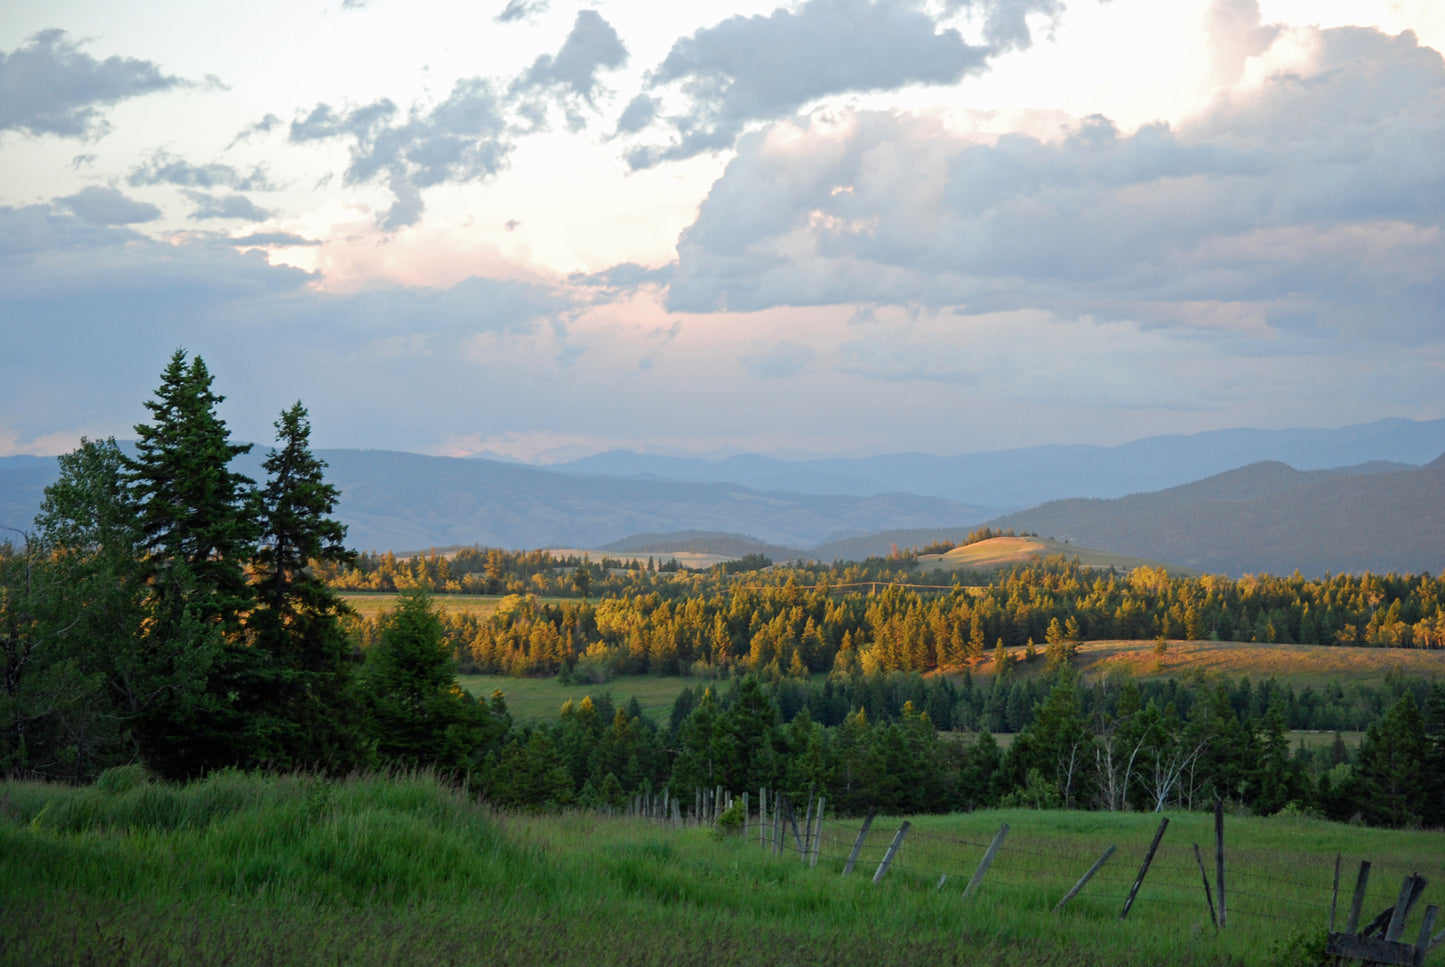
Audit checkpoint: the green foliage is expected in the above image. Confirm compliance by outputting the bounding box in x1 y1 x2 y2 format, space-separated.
715 797 744 835
127 349 258 634
359 588 488 773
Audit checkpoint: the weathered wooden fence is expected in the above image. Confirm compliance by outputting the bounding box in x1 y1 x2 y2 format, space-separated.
624 788 1444 958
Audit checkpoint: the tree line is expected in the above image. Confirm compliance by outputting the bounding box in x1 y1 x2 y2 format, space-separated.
335 560 1445 684
466 663 1445 829
4 353 1443 832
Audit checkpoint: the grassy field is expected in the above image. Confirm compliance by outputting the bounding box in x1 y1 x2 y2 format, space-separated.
458 672 735 723
341 592 571 622
547 547 740 570
962 638 1445 689
3 769 1440 966
460 634 1443 725
918 536 1204 577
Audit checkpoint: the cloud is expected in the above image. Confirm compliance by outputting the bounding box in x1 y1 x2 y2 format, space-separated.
228 113 282 148
229 231 319 247
184 191 274 221
615 93 656 135
0 29 181 139
665 21 1445 343
56 185 161 225
741 341 818 380
628 0 989 168
512 10 628 130
128 150 275 190
290 81 507 228
568 261 675 295
0 202 574 449
946 0 1066 53
290 12 626 228
496 0 547 24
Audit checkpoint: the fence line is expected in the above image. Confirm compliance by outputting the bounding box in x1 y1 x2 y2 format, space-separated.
686 793 1444 941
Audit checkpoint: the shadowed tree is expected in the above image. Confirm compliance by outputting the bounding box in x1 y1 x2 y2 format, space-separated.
245 402 363 770
122 351 259 777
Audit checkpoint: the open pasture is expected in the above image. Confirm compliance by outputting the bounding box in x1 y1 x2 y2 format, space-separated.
341 592 569 622
458 672 732 723
3 770 1441 967
918 536 1204 577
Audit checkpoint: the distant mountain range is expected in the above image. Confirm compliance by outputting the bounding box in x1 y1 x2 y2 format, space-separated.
986 455 1445 577
548 418 1445 509
1 418 1443 577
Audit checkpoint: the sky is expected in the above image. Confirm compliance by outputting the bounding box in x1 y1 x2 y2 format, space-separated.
2 0 1444 462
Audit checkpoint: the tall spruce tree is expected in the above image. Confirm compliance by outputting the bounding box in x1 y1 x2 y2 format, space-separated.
247 402 362 769
124 350 259 777
128 349 258 633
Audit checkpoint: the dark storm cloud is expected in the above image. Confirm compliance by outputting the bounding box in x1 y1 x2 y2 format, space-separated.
0 30 182 139
627 0 989 168
57 186 161 225
665 22 1445 342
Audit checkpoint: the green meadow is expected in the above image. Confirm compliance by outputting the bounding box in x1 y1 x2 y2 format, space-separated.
3 769 1440 966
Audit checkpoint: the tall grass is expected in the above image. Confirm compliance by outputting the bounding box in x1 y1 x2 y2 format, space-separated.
3 770 1438 966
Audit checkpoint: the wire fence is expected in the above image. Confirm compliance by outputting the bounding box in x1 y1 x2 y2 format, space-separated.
618 784 1444 954
715 800 1445 938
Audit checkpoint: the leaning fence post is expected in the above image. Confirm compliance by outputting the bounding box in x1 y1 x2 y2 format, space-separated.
843 806 878 877
873 822 910 885
1414 904 1440 967
1345 861 1371 935
1386 875 1423 943
1193 843 1218 930
801 791 816 861
963 825 1008 898
1119 817 1169 921
1330 853 1341 933
1214 799 1226 928
810 796 826 868
787 797 807 857
1054 845 1116 912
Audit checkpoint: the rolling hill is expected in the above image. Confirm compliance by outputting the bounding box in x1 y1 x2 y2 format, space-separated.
985 455 1445 576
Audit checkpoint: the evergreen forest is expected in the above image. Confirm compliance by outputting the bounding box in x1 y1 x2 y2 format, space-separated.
3 352 1444 831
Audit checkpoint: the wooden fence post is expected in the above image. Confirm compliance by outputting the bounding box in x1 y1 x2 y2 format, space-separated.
1345 861 1371 935
843 806 878 877
1214 799 1226 928
787 797 807 857
1415 905 1439 967
1330 853 1341 933
1054 845 1115 913
810 796 826 868
801 792 815 861
872 822 910 885
1193 843 1218 930
963 825 1009 899
1119 817 1169 921
759 787 768 847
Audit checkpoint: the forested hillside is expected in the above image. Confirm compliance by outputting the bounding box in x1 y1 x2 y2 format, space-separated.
4 355 1444 833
